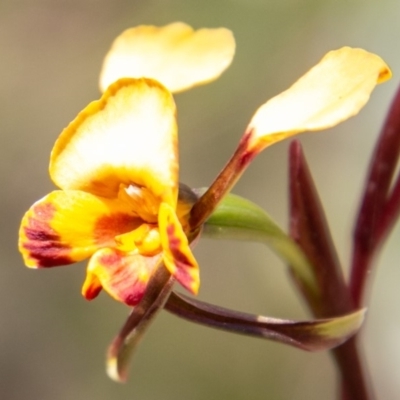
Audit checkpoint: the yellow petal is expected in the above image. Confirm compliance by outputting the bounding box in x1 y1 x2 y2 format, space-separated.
247 47 391 152
99 22 235 93
19 190 140 268
115 224 161 256
50 78 178 206
158 202 199 294
82 248 160 306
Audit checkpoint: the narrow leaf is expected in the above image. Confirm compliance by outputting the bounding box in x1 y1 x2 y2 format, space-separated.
165 292 365 351
289 140 352 317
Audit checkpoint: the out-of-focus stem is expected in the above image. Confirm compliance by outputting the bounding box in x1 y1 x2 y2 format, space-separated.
376 172 400 246
288 141 373 400
333 337 375 400
350 84 400 307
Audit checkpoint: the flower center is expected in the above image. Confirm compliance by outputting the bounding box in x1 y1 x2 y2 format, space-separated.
114 183 197 257
115 223 162 256
119 183 161 223
113 184 163 256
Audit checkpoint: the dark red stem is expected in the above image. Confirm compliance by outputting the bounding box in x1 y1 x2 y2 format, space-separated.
289 141 373 400
376 172 400 243
350 83 400 307
189 131 256 231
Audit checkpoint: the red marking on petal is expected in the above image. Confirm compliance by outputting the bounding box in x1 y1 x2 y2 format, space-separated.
82 273 103 300
34 202 55 219
164 222 199 294
87 249 159 306
23 238 73 267
122 281 148 306
100 253 149 306
99 251 122 267
22 203 74 267
94 213 141 245
166 224 192 267
84 285 102 300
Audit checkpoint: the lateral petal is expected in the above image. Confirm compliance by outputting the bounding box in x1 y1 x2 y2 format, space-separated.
247 47 391 152
159 202 199 294
19 190 140 268
50 78 178 206
99 22 235 93
82 248 160 306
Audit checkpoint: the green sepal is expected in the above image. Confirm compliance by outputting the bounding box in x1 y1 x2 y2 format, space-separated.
202 191 320 301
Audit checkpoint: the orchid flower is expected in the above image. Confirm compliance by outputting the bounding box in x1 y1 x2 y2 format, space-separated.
18 22 391 385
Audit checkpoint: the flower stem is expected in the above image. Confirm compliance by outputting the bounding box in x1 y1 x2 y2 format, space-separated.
107 264 174 382
332 338 375 400
189 131 256 230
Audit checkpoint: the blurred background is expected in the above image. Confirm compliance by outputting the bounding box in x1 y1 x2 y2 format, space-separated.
1 0 400 399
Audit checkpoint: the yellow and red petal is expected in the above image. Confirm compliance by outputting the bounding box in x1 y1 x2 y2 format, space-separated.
246 47 391 153
82 248 160 306
99 22 235 93
81 270 103 300
19 190 140 268
158 202 199 295
50 78 178 207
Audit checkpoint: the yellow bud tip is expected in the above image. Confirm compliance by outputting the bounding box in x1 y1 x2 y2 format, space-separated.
106 357 125 383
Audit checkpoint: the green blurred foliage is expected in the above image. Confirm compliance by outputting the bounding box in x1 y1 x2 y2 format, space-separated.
1 1 399 399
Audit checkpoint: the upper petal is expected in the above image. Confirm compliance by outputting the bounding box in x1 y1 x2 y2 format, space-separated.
19 190 140 268
246 47 391 152
50 78 178 206
99 22 235 93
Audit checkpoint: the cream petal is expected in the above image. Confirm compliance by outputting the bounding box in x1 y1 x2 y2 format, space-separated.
50 78 178 206
99 22 235 93
247 47 391 152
